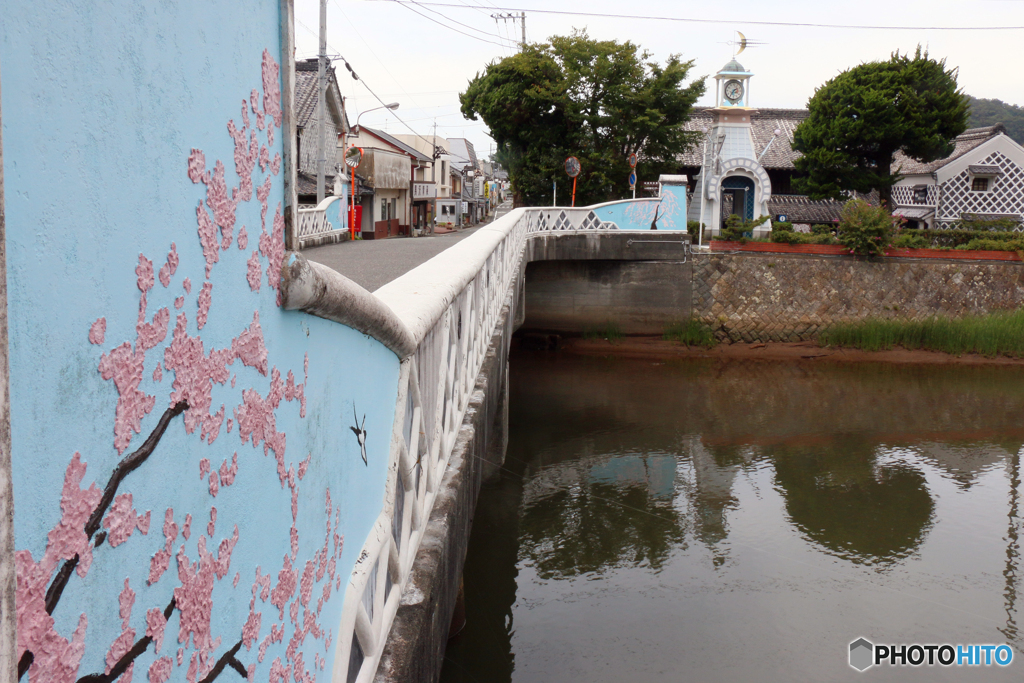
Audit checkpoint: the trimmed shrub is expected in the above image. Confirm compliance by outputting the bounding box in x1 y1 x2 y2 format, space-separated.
837 200 899 257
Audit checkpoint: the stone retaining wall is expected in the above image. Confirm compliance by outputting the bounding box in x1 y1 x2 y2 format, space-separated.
692 252 1024 343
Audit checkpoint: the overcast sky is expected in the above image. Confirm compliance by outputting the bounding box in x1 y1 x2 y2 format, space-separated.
295 0 1024 160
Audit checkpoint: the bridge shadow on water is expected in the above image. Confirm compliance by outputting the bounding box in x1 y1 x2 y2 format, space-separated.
441 351 1023 683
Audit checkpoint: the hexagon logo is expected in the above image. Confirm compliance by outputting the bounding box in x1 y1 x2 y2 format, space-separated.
849 637 874 672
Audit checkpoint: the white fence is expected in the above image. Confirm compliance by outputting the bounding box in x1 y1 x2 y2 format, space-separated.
297 195 346 241
327 207 688 682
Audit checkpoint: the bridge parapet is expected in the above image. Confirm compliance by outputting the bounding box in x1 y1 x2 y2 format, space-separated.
283 205 690 682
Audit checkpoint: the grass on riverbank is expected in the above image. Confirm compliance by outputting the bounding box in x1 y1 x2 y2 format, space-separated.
664 319 717 348
819 310 1024 357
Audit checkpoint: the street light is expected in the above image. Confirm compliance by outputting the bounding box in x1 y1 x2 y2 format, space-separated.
353 102 399 136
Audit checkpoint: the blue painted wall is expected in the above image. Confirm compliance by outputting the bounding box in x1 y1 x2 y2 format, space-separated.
588 184 688 231
2 2 397 681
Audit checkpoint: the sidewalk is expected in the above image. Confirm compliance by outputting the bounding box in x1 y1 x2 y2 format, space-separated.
303 203 512 292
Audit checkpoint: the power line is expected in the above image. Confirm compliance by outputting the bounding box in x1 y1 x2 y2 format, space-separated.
386 0 510 46
374 1 1024 30
407 0 520 45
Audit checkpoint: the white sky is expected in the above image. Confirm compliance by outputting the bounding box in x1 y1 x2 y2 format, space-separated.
295 0 1024 160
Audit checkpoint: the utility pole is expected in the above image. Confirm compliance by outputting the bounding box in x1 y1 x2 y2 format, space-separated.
492 12 526 52
316 0 327 204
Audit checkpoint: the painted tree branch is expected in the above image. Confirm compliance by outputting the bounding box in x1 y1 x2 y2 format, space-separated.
197 640 247 683
44 401 189 615
75 597 176 683
17 401 188 680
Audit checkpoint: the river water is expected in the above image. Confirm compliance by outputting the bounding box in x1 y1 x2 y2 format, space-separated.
439 351 1022 682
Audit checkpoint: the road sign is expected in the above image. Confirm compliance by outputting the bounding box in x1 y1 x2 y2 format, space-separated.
627 153 638 169
345 146 363 169
628 171 637 188
564 156 581 178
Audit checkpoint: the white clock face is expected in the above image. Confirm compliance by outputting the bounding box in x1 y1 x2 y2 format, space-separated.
725 80 744 103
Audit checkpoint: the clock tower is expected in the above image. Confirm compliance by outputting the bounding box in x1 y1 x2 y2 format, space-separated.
687 57 774 238
715 58 752 108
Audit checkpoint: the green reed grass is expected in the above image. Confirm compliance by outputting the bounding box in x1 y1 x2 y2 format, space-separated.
664 319 717 348
818 309 1024 357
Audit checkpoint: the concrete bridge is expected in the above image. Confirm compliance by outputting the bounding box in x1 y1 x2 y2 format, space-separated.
281 204 693 682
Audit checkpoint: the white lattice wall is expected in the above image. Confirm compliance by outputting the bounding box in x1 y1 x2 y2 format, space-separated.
938 151 1024 224
891 184 938 207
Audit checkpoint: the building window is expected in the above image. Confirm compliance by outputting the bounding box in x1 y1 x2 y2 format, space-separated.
972 177 990 192
381 198 388 220
912 185 928 203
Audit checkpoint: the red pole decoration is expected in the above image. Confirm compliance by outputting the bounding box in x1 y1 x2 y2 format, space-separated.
571 177 577 207
344 146 363 240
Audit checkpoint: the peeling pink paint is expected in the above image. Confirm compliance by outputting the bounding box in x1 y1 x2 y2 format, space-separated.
231 374 237 388
246 251 262 292
174 296 184 310
259 205 286 299
242 603 262 650
297 454 310 480
196 281 213 330
176 648 183 666
118 578 136 628
271 153 281 176
104 624 135 681
196 202 220 278
201 404 224 445
182 514 192 541
259 145 270 173
232 311 268 375
206 160 236 251
233 571 241 588
251 88 265 131
146 607 168 654
159 244 179 287
163 312 232 436
188 149 210 185
219 453 238 487
183 277 192 294
173 526 239 652
226 418 234 433
152 363 163 382
148 657 172 683
238 226 249 250
262 50 282 137
148 509 179 585
89 318 107 345
199 459 211 481
102 493 152 548
208 471 219 497
270 555 296 620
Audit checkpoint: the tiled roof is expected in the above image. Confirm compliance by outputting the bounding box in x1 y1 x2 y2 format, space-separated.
968 164 1001 175
892 125 1006 175
678 108 808 170
768 195 844 224
447 138 478 171
295 59 347 130
361 126 431 163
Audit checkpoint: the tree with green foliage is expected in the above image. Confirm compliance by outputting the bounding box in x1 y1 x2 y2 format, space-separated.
793 47 969 208
460 31 705 207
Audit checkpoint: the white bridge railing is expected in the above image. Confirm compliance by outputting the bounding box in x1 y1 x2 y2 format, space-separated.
297 195 346 241
320 207 686 682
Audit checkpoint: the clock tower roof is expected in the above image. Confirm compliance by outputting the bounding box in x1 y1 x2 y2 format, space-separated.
718 58 751 76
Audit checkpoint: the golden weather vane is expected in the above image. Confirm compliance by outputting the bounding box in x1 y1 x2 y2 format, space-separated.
728 30 767 57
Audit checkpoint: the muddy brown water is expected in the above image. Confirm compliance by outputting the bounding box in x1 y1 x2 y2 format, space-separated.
439 352 1022 682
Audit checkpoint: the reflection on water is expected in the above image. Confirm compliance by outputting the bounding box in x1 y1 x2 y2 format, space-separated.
440 354 1024 683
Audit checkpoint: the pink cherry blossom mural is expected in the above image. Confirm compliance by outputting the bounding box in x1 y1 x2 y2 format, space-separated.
13 50 351 683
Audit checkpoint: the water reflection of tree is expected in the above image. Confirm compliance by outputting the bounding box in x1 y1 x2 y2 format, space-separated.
770 439 935 566
518 476 686 580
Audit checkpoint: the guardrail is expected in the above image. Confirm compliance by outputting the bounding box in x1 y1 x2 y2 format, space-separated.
283 206 690 683
296 195 346 244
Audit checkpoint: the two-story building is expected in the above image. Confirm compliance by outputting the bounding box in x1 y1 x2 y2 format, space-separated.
348 126 432 238
294 58 349 206
891 124 1024 229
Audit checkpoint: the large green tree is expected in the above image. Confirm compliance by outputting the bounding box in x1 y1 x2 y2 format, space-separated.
793 47 969 208
460 31 705 207
969 96 1024 146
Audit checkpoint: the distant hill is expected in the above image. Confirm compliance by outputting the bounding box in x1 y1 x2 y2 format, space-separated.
969 96 1024 146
